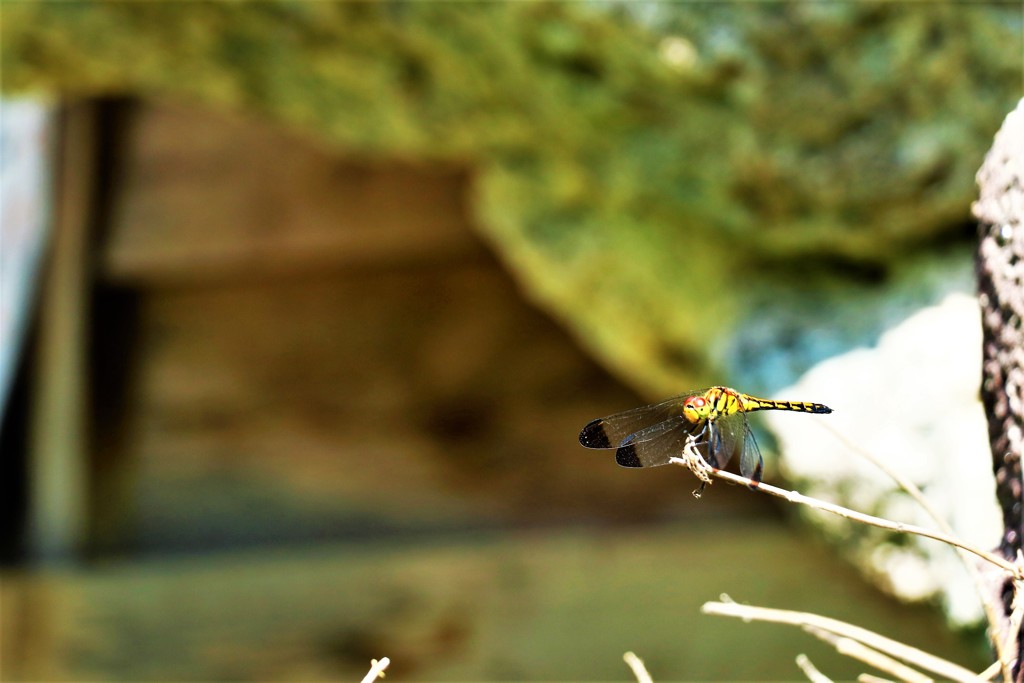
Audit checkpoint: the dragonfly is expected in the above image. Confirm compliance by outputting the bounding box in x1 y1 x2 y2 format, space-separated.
579 386 832 485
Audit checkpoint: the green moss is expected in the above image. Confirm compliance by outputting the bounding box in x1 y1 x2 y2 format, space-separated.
4 1 1019 393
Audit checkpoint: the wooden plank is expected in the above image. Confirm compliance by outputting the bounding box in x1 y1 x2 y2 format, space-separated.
27 103 97 563
115 260 725 554
74 100 751 558
101 103 482 285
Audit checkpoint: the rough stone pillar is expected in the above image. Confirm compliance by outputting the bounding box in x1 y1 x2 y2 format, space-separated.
972 97 1024 683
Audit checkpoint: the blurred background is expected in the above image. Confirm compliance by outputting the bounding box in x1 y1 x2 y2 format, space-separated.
1 3 1020 680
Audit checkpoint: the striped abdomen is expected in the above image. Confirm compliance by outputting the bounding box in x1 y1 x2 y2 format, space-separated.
737 394 832 415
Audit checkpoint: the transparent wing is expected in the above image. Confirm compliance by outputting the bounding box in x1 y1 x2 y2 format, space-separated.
704 414 744 469
738 421 765 484
578 391 705 450
705 414 763 483
613 416 704 468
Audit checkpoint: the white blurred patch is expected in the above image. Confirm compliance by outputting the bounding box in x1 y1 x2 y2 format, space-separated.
0 99 55 418
658 36 698 73
764 293 1002 625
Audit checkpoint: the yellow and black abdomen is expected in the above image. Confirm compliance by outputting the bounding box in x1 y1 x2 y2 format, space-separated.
739 395 832 415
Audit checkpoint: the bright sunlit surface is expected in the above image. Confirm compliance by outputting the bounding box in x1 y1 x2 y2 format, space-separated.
769 293 1002 624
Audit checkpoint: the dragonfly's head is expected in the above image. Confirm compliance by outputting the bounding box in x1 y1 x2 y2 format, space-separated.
682 395 712 423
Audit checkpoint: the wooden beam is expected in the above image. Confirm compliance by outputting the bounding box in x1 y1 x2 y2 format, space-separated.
27 102 98 563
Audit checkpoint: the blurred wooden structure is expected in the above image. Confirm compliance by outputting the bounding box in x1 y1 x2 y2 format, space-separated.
1 100 987 680
97 101 744 554
25 100 713 559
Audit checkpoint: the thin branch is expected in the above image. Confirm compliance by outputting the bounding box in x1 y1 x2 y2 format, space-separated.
980 660 1007 681
812 421 950 535
359 657 390 683
623 651 654 683
675 437 1020 681
859 675 898 683
702 599 978 683
804 626 932 683
668 453 1021 579
814 421 1014 683
1005 571 1024 670
795 654 834 683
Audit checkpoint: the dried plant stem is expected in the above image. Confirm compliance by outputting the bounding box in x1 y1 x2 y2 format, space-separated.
669 455 1021 580
672 437 1021 682
623 651 653 683
859 675 898 683
1006 573 1024 670
359 657 390 683
816 421 1015 683
980 660 1006 681
702 600 978 682
805 626 932 683
813 422 951 537
795 653 834 683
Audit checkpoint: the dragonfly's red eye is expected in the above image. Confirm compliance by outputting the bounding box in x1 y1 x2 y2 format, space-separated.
689 397 706 408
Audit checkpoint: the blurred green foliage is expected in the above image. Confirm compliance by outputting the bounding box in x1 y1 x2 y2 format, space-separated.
3 2 1019 393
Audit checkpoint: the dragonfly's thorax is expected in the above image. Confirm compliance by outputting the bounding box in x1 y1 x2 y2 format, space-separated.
681 386 744 424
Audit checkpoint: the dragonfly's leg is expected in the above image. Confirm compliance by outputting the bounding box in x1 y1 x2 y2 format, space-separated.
682 434 713 497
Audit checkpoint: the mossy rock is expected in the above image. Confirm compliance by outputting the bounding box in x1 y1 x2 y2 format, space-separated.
3 2 1019 394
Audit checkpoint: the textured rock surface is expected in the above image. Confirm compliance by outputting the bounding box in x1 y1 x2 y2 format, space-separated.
972 97 1024 682
3 2 1020 395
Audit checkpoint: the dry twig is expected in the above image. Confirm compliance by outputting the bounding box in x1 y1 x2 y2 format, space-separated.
805 626 932 683
815 420 1015 681
668 417 1023 681
359 657 390 683
702 599 978 682
669 449 1021 580
795 653 834 683
859 675 898 683
623 651 653 683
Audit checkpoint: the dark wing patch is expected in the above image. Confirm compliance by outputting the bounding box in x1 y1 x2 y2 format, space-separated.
614 416 703 468
578 393 700 451
579 418 614 449
615 444 643 468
